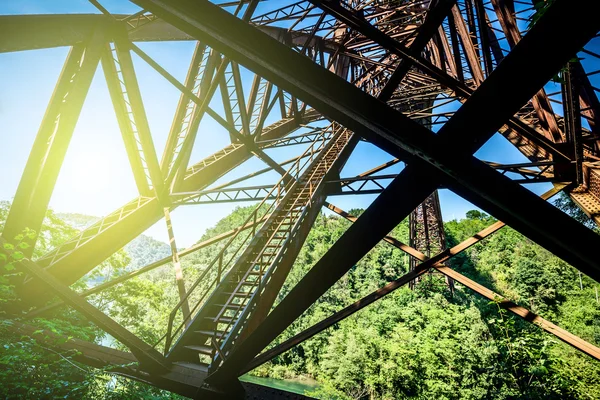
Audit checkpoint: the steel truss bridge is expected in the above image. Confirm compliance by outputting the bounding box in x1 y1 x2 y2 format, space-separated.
1 0 600 398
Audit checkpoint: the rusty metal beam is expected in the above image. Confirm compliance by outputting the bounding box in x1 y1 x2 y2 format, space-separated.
306 0 569 165
133 0 600 281
562 62 584 184
489 0 563 143
309 0 471 99
123 0 600 384
450 4 484 85
376 0 457 101
473 0 493 76
434 265 600 360
447 10 465 81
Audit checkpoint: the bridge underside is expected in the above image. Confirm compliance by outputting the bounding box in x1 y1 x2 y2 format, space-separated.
2 0 600 398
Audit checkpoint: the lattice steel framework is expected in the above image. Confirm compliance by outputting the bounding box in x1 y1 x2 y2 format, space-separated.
2 0 600 398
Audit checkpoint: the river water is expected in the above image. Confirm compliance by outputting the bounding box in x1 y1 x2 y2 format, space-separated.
240 374 320 395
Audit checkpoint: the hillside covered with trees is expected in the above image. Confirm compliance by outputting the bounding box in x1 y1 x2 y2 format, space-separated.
1 197 600 399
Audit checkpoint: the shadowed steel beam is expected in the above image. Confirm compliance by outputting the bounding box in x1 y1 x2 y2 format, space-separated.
331 167 559 194
0 13 343 54
120 0 600 383
325 202 425 260
447 10 464 81
450 4 484 84
474 0 493 76
1 30 104 256
311 0 471 98
355 158 401 177
1 237 169 371
241 186 569 373
131 0 600 279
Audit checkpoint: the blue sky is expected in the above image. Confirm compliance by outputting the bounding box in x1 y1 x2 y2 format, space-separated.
0 0 583 247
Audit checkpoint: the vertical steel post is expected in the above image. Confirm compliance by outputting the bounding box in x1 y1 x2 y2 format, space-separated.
164 208 192 327
562 62 583 184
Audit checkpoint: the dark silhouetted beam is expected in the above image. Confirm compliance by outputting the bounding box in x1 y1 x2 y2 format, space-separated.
123 0 600 384
241 186 565 373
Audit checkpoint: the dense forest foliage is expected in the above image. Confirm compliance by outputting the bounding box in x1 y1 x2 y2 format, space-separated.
1 196 600 399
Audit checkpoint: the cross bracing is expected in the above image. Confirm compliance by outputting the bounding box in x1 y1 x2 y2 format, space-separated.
1 0 600 398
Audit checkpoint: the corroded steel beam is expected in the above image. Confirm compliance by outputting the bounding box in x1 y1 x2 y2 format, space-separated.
376 0 457 101
490 0 563 143
434 265 600 361
130 0 600 286
308 0 569 165
128 0 600 384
